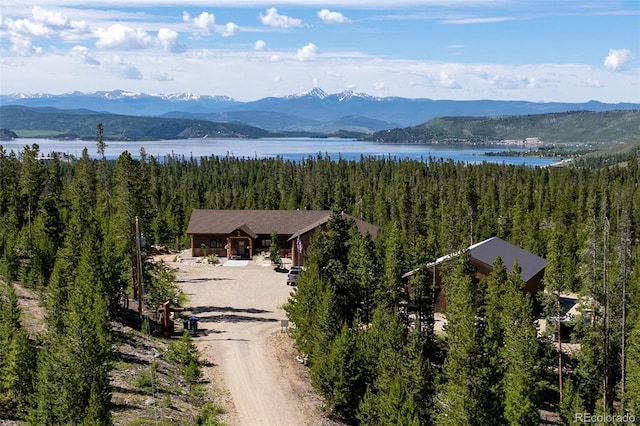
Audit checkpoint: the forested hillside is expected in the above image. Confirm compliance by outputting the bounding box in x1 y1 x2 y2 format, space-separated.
0 105 271 140
1 134 639 424
366 110 640 144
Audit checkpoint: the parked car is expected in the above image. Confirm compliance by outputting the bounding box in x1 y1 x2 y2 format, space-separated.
287 266 304 285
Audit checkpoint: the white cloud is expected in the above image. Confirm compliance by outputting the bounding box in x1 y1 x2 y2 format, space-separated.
269 54 281 62
111 55 143 80
604 48 633 71
584 78 604 88
254 40 267 50
59 20 91 40
157 28 185 52
4 7 90 41
317 9 351 24
184 11 216 37
259 8 302 28
182 11 237 38
5 17 52 37
373 81 388 90
95 24 154 49
296 43 318 61
151 70 173 81
70 45 99 65
32 6 68 27
486 73 539 90
440 71 460 88
220 22 239 37
9 36 43 56
440 16 514 25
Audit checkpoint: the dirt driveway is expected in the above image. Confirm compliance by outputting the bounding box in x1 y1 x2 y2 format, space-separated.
168 255 332 426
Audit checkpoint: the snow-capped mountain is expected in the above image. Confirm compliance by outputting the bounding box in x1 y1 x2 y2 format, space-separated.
0 90 237 116
286 87 329 100
2 89 638 133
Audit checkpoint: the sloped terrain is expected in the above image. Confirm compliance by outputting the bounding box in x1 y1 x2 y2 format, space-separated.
0 106 270 140
12 282 224 425
366 110 640 144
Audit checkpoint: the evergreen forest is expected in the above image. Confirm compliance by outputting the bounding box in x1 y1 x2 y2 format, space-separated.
1 132 639 424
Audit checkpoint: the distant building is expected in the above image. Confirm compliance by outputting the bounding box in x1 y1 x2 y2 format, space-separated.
403 236 548 312
186 209 378 265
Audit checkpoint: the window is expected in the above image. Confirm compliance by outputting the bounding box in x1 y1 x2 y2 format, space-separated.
261 238 271 247
210 239 224 248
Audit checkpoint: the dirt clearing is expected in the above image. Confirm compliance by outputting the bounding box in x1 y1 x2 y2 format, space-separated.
168 254 336 426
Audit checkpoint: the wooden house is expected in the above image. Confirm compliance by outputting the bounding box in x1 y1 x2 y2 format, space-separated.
403 236 548 312
186 209 378 265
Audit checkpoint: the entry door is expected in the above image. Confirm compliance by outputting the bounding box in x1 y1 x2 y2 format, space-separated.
237 240 245 256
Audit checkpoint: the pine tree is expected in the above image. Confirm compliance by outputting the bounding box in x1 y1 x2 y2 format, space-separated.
269 230 281 267
575 192 607 412
616 208 633 408
559 378 586 425
625 324 640 416
19 143 45 244
0 326 35 418
357 306 408 425
66 148 97 242
501 261 540 426
376 221 406 312
30 235 112 425
285 209 357 356
575 325 604 413
0 281 35 419
347 231 379 324
170 196 185 249
403 320 436 424
95 122 111 219
482 257 509 423
408 262 435 329
285 260 324 356
437 251 492 425
543 222 568 403
311 325 366 420
45 240 79 333
40 153 65 251
623 245 640 416
0 148 22 280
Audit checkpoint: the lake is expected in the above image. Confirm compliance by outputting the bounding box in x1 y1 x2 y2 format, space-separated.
0 137 558 167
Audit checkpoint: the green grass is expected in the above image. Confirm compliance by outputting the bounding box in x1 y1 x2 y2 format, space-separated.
113 360 134 371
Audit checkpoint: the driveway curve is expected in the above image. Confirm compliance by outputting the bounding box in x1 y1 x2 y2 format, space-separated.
171 256 328 426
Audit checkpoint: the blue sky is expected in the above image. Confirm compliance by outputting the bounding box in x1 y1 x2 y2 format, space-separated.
1 0 639 102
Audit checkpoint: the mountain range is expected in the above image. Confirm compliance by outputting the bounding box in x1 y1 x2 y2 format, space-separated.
2 88 639 134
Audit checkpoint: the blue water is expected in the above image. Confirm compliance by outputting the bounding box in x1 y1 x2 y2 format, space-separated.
1 137 558 167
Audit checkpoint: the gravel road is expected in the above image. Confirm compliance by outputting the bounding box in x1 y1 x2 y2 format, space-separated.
170 255 330 426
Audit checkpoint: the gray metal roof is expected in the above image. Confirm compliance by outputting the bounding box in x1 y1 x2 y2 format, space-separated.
468 236 548 282
402 236 547 282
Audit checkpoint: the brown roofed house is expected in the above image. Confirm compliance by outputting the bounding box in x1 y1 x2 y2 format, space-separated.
186 209 378 265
